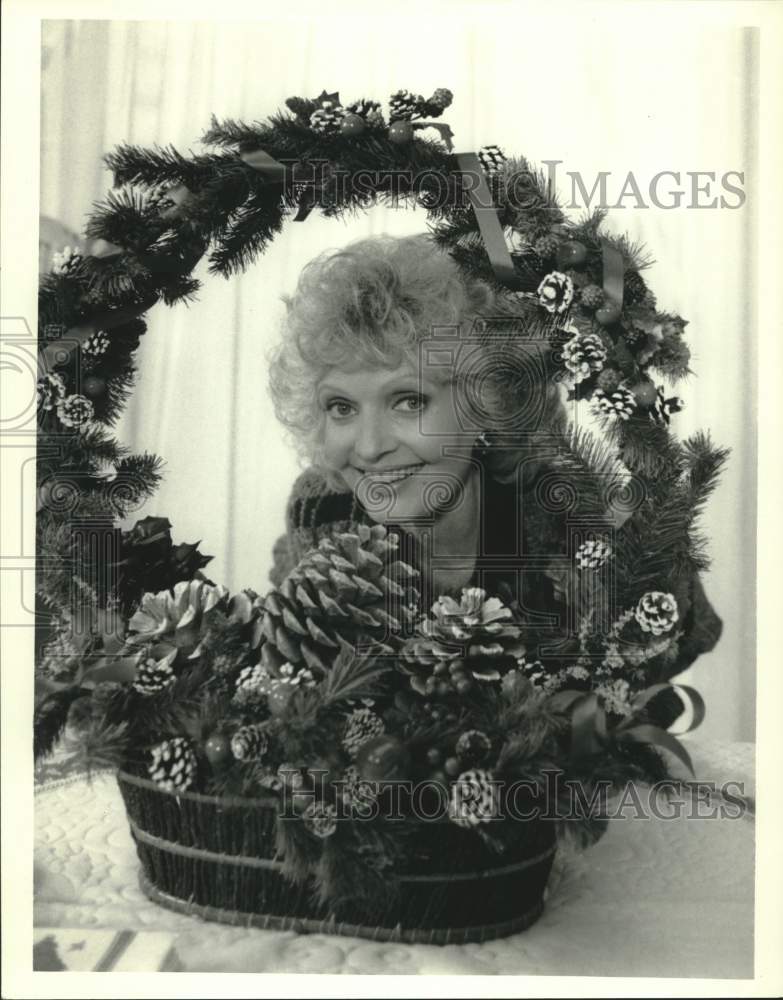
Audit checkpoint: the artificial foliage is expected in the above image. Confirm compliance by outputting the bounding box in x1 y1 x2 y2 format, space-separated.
34 86 727 917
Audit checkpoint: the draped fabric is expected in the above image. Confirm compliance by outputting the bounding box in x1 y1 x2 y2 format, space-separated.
39 19 756 740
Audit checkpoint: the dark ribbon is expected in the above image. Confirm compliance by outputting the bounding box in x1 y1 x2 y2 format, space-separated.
453 151 527 292
601 241 625 307
549 682 706 775
241 148 315 222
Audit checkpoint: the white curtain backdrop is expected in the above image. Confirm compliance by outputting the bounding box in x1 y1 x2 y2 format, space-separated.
40 17 756 741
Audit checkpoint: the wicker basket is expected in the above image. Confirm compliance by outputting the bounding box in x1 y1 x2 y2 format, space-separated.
117 770 556 945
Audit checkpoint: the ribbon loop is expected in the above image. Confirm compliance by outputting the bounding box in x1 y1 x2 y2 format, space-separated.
453 152 527 292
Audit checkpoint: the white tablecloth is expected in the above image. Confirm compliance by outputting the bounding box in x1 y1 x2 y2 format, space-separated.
34 740 755 976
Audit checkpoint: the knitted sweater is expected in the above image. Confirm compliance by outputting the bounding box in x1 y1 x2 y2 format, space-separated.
269 462 723 689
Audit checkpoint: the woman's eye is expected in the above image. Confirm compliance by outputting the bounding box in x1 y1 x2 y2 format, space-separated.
394 394 427 413
325 400 355 419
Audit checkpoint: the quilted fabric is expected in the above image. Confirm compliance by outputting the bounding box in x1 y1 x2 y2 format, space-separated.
34 740 754 976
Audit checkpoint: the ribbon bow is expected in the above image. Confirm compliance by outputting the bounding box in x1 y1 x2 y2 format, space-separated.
548 682 706 775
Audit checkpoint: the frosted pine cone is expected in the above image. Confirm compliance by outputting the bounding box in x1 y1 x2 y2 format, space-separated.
635 592 679 636
538 271 574 314
302 801 338 838
594 386 636 421
448 768 500 828
52 245 82 275
400 587 525 696
561 333 607 383
230 723 269 761
56 394 94 428
310 104 345 134
389 88 424 121
345 98 383 125
575 538 613 570
260 524 419 677
132 653 176 696
343 707 385 758
148 737 197 793
478 145 507 175
37 373 66 411
82 330 110 357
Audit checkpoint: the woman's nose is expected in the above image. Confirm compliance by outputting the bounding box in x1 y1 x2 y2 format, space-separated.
352 415 397 466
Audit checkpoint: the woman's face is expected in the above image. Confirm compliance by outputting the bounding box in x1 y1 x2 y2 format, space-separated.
316 361 479 524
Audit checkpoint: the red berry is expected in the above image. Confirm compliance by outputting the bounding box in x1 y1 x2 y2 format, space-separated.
456 679 472 695
433 662 448 676
426 747 443 766
436 681 451 698
444 756 461 777
204 733 231 766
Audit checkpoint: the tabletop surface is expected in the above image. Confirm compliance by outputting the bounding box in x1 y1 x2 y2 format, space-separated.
33 738 755 977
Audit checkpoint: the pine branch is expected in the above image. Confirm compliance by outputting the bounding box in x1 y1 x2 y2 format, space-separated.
104 143 234 190
34 687 86 761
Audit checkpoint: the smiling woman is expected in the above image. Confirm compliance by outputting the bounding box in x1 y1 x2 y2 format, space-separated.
267 231 565 597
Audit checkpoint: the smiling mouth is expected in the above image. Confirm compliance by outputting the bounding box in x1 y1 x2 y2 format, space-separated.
355 464 424 483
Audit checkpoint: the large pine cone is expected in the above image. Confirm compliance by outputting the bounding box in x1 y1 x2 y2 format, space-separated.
260 525 419 677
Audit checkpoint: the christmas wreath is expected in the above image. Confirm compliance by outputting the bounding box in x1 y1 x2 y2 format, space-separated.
34 87 728 941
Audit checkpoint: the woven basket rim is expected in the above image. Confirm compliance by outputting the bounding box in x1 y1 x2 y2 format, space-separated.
117 767 281 808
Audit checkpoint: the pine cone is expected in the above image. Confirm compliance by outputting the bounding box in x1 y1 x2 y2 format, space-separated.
132 653 176 696
389 88 424 121
37 373 66 412
575 538 613 570
623 271 648 306
309 105 345 134
400 588 525 697
343 707 385 758
594 386 636 421
478 145 507 175
345 98 383 122
596 367 623 393
635 591 679 636
230 723 269 761
52 245 82 276
561 333 608 383
82 330 110 358
56 394 94 428
538 271 574 314
448 768 500 828
534 234 560 260
260 525 419 677
429 87 454 111
580 284 605 309
148 737 197 792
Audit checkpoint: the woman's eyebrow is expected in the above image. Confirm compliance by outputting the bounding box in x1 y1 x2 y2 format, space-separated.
317 384 353 398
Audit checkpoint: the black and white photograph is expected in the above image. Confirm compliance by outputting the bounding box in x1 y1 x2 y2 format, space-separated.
2 0 782 995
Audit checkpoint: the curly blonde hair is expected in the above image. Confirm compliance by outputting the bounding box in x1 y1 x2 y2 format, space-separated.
267 232 564 489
